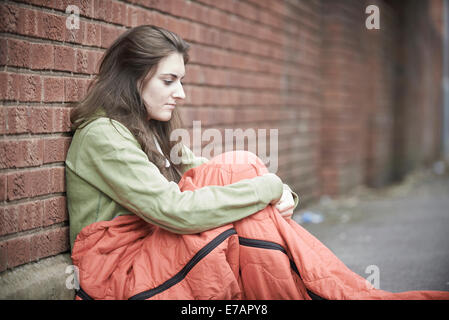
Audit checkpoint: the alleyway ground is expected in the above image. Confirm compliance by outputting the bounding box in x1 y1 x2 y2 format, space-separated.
292 166 449 293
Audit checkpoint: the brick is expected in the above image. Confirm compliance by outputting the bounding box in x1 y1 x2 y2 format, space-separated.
30 43 54 70
100 24 121 48
7 168 54 201
30 169 52 197
17 6 38 37
7 172 27 201
22 139 45 167
50 226 70 255
75 49 88 74
37 11 65 41
0 139 44 169
43 137 71 164
43 77 65 102
19 74 42 102
6 236 30 268
84 21 101 46
65 16 85 44
29 226 69 261
6 106 28 134
111 1 127 25
0 4 19 33
127 5 149 27
149 10 169 29
64 77 88 102
7 39 31 68
53 107 72 133
0 241 6 272
178 107 198 128
54 45 76 72
0 140 18 169
29 230 51 261
0 174 6 202
50 167 65 193
93 0 111 22
0 108 5 135
0 73 6 99
0 206 18 236
0 38 7 65
31 107 54 133
0 72 21 101
18 200 44 232
74 48 99 74
90 50 103 74
43 196 67 226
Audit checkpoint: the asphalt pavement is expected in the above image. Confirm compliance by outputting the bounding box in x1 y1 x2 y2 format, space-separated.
292 169 449 293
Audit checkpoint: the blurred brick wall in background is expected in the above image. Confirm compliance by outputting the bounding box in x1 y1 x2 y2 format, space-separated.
321 0 398 194
390 0 445 180
0 0 445 273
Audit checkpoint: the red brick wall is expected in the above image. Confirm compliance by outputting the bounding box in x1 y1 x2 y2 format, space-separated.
320 0 444 194
270 0 323 204
321 0 368 195
0 0 444 272
320 0 398 194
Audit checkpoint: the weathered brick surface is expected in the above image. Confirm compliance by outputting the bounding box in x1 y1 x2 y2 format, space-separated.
3 106 70 134
0 0 444 275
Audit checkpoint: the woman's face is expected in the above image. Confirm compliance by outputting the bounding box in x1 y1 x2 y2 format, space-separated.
139 52 186 121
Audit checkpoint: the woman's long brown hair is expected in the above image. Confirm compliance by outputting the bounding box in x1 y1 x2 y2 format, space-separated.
70 25 189 183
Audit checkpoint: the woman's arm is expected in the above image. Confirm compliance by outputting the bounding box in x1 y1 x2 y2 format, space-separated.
66 118 284 234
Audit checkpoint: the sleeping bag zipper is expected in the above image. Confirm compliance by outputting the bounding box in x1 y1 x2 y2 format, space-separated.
128 228 237 300
238 237 325 300
75 287 93 300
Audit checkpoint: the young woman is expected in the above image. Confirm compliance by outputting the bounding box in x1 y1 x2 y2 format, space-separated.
66 25 297 250
66 25 448 300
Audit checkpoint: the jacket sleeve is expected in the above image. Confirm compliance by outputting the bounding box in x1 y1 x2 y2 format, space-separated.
179 144 209 174
282 184 300 210
70 119 284 234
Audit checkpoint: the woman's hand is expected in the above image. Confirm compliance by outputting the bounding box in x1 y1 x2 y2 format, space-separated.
274 187 295 220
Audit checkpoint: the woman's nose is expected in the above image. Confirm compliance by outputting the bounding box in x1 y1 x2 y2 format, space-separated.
173 82 186 100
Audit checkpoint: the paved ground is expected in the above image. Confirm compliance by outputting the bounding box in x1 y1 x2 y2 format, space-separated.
292 168 449 293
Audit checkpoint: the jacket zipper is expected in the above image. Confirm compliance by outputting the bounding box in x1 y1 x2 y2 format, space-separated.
128 228 237 300
238 237 325 300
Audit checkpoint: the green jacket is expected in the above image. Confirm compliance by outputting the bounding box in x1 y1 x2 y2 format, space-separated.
65 118 298 249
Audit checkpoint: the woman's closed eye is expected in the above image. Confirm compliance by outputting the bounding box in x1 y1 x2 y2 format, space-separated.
164 80 184 86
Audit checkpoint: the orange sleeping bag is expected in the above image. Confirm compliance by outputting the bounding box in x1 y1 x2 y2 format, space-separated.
71 151 449 300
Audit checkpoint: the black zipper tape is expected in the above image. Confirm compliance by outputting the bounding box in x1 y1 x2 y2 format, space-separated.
239 237 288 254
238 236 325 300
75 287 93 300
128 228 237 300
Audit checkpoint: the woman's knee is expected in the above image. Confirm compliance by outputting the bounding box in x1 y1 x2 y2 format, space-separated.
207 150 269 176
208 150 258 165
180 151 270 188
